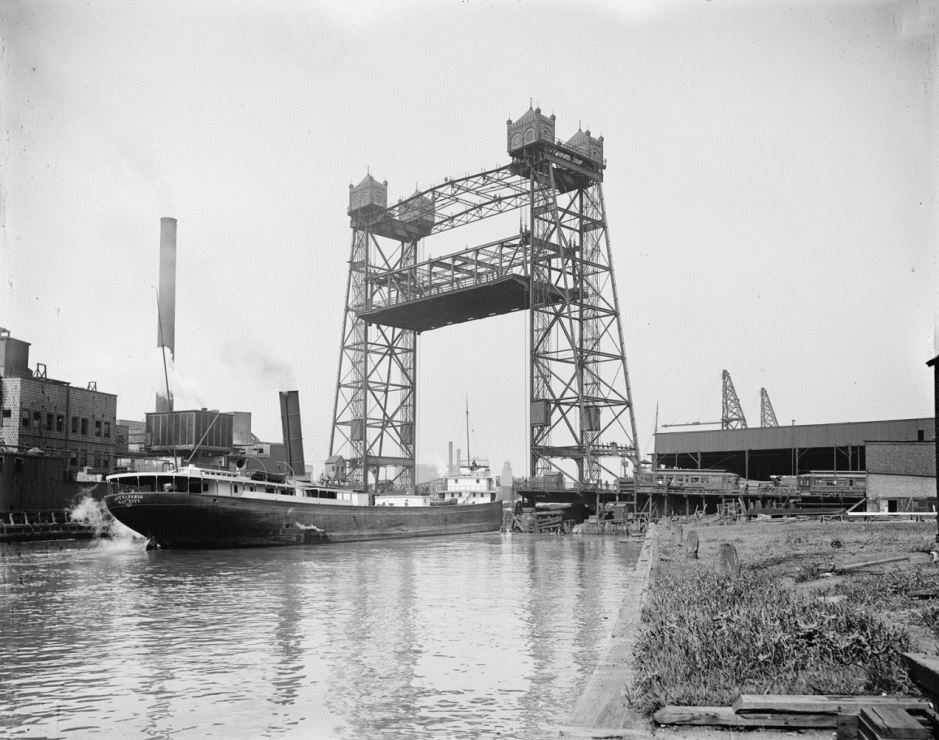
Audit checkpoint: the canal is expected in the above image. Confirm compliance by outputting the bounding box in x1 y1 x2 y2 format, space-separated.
1 533 639 738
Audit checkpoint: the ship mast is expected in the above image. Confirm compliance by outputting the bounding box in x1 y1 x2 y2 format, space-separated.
465 394 470 465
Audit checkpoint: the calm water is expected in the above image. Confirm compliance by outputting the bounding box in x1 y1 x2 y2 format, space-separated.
1 533 638 739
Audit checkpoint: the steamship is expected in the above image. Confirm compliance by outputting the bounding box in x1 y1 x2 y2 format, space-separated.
104 463 502 549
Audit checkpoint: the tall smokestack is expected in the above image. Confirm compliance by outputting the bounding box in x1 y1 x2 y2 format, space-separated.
279 390 306 477
156 217 177 412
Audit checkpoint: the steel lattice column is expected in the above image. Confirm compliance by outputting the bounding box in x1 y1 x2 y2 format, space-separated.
330 219 417 490
526 153 639 485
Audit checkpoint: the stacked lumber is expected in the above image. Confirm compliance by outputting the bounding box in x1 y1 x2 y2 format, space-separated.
653 694 934 736
903 653 939 704
512 510 565 533
853 705 932 739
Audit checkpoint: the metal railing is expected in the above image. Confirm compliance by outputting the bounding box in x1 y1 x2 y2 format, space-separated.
368 234 530 311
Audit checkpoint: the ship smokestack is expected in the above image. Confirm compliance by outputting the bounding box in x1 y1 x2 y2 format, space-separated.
279 390 306 477
448 441 453 475
156 217 177 412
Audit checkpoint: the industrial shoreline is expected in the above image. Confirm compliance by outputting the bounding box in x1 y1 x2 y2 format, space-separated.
561 517 939 739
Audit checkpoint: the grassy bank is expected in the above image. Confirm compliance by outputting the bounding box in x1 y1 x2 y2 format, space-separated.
630 519 938 717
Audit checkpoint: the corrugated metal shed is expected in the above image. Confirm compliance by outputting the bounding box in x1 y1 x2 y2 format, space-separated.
654 418 934 455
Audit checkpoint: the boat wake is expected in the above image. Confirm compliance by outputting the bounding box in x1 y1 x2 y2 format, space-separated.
69 495 144 547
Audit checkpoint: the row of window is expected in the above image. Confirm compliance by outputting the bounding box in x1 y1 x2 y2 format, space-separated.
70 453 111 469
1 409 111 437
0 453 111 472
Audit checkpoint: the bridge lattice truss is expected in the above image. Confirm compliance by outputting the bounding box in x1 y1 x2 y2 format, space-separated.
330 139 640 490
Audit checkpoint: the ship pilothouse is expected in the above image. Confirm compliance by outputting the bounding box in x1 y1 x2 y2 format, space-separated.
416 458 498 505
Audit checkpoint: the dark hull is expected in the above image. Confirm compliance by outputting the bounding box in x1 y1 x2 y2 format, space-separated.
104 492 503 548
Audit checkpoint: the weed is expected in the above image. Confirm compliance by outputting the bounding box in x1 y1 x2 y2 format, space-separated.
631 569 912 716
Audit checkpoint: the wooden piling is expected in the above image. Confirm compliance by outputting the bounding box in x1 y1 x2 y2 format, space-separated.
716 542 741 577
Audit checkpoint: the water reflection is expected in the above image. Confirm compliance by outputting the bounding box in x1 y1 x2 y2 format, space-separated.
1 534 638 738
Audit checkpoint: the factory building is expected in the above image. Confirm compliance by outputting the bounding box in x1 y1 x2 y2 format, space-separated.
0 328 117 475
653 418 935 481
145 408 234 464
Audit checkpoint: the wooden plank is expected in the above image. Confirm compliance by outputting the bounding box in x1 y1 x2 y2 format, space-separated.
652 705 834 728
837 712 859 740
733 694 931 715
837 556 910 572
902 652 939 701
858 705 929 739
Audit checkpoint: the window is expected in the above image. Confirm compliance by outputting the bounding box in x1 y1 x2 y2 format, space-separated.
46 414 54 431
1 409 10 423
80 418 88 435
21 413 30 428
56 415 64 432
33 411 41 424
71 417 79 433
94 420 102 437
104 422 111 438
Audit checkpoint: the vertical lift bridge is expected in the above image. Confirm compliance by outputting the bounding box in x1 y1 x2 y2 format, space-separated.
329 107 640 494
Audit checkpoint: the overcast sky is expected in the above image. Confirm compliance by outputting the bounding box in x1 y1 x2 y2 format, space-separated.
2 0 937 477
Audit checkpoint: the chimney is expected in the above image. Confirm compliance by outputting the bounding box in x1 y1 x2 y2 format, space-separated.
156 217 177 412
279 390 306 477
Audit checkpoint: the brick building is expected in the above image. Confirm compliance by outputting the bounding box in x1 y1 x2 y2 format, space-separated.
0 329 117 475
866 440 937 511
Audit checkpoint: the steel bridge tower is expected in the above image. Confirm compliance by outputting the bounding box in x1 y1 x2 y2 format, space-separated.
329 107 640 491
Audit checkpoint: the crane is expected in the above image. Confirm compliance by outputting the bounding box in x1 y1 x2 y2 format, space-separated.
660 369 748 430
760 387 779 427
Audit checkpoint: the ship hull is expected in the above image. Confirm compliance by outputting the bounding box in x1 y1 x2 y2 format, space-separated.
104 492 503 548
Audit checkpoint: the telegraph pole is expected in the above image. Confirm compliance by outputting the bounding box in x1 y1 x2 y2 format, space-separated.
927 353 939 542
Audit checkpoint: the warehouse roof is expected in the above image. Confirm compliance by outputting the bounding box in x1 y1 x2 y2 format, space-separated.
654 417 935 454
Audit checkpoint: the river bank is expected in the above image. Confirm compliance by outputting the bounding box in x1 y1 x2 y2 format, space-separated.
563 517 939 738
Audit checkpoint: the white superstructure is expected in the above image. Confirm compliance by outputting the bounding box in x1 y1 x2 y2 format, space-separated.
419 458 498 504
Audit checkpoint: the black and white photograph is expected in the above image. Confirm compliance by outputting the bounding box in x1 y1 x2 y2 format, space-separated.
1 0 937 737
